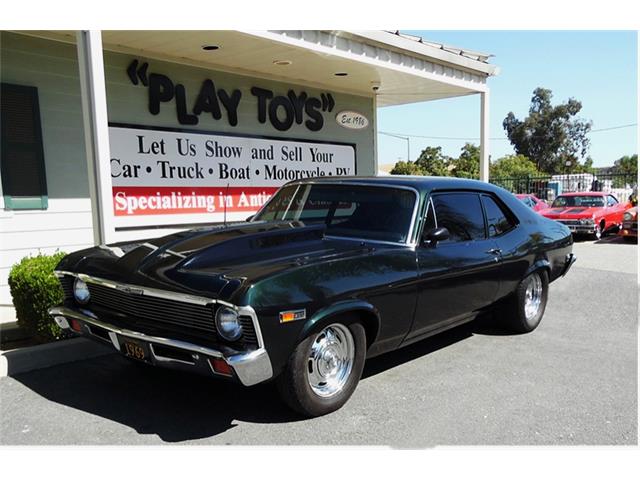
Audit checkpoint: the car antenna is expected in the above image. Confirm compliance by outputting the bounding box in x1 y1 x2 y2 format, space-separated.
224 183 229 227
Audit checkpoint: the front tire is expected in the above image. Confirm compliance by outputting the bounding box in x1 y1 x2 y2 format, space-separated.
592 222 603 240
276 321 366 417
500 270 549 333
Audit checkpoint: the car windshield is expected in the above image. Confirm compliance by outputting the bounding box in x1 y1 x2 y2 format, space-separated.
552 195 605 208
254 183 417 243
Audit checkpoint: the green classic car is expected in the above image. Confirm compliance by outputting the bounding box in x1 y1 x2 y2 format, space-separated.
49 176 575 416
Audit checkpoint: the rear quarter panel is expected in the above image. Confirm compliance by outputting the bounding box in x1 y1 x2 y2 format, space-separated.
494 189 573 298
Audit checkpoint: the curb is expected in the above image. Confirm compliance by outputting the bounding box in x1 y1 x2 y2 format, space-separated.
0 337 113 378
0 321 30 343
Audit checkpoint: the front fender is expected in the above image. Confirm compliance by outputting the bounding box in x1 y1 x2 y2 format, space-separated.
299 299 381 345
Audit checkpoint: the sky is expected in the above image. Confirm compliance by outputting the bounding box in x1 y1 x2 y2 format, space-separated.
377 31 638 169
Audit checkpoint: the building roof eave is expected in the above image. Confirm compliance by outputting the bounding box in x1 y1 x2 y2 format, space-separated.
344 30 499 77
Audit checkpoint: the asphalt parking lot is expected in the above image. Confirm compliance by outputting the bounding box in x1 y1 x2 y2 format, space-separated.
0 236 637 446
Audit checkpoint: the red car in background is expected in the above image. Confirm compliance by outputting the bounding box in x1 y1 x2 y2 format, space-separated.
515 194 548 212
540 192 629 240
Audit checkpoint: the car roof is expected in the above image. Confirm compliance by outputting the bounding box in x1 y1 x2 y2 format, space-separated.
286 175 501 193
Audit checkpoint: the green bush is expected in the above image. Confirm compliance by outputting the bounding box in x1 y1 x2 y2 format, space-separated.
8 252 67 341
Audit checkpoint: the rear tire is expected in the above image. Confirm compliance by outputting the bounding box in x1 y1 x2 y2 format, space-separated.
500 270 549 333
276 321 366 417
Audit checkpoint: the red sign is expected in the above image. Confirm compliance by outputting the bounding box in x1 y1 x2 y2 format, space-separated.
112 186 278 216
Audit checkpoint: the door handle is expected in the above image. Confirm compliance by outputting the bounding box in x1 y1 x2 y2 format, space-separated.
486 248 502 256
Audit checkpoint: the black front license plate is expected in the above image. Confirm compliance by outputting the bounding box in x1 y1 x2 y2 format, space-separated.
122 340 148 362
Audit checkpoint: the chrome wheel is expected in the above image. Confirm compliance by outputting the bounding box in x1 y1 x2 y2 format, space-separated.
307 324 355 398
524 273 543 321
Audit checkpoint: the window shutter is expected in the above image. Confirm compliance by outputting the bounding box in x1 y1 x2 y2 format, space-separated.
1 82 48 209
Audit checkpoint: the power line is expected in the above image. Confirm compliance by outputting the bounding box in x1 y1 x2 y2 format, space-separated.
379 123 637 142
380 131 508 141
590 123 637 133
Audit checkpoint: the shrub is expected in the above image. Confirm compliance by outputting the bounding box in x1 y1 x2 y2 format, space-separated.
8 252 67 342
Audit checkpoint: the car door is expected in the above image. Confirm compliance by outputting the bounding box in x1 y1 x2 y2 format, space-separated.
408 191 502 341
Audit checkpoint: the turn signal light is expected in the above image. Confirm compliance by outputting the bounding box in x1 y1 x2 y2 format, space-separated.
209 358 233 377
279 309 306 323
69 319 83 333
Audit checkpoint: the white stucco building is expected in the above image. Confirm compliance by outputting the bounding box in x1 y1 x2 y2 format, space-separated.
0 30 498 321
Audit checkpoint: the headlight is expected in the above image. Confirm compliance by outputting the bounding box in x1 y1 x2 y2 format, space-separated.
215 306 242 341
624 212 633 221
73 278 91 304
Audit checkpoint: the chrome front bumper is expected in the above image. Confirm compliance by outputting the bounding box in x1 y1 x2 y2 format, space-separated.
48 306 273 386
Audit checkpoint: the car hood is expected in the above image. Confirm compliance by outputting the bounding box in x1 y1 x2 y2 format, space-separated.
57 221 377 302
541 206 602 219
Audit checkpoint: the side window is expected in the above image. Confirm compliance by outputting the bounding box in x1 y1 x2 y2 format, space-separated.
1 83 48 209
607 195 618 207
431 193 486 243
482 195 517 237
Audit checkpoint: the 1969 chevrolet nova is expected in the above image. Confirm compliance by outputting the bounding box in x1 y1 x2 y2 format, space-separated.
49 176 576 416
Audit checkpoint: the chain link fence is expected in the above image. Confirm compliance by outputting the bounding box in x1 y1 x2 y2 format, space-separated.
490 172 637 203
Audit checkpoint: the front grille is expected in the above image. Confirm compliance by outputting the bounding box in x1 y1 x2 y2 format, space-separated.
239 316 258 345
88 282 215 334
59 275 74 299
558 219 594 227
558 219 582 226
56 275 259 348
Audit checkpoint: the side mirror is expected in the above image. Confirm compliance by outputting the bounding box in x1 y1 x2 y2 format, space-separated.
423 226 449 246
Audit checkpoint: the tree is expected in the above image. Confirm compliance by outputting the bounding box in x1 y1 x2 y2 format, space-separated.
612 154 638 176
490 154 541 179
572 156 595 174
450 143 479 179
503 88 593 174
611 154 638 188
414 146 450 176
390 160 425 175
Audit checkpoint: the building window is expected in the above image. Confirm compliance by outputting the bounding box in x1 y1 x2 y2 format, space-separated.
1 83 48 209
